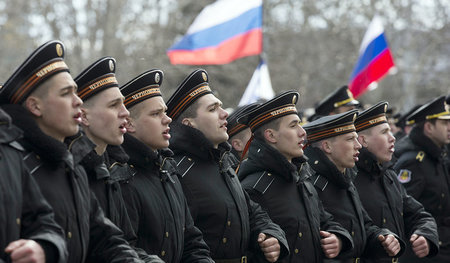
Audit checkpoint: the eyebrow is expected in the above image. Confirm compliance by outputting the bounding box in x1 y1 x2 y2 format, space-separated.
109 96 125 104
207 101 222 108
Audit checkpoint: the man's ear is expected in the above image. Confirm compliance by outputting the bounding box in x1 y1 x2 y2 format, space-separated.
182 117 194 128
423 121 434 136
264 129 277 144
321 140 333 154
357 134 368 147
80 108 89 126
25 96 42 117
231 138 243 152
125 117 136 133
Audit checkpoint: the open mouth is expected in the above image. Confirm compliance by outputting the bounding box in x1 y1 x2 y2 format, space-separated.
73 112 82 124
353 152 360 161
119 122 127 134
162 128 171 139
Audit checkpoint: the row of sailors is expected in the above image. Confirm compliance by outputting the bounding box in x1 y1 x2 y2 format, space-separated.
0 40 448 263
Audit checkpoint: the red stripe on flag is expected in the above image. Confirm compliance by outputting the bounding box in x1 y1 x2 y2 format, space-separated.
349 49 394 98
167 29 262 65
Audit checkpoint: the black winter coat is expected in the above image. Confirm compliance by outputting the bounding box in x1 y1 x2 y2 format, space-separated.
304 146 405 261
394 127 450 262
238 138 353 263
355 147 439 262
169 122 289 261
0 108 67 263
67 133 163 263
2 104 142 263
120 133 213 262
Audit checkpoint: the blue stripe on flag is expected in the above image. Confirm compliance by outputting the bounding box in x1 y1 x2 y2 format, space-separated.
168 7 262 51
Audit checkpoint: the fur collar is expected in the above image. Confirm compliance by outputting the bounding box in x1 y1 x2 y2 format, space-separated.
169 121 231 161
305 146 353 189
410 126 444 160
2 104 68 163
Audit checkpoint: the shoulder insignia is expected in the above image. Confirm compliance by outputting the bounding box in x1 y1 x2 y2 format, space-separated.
416 151 425 162
310 174 328 191
397 169 411 183
23 152 43 175
176 155 195 178
252 171 275 194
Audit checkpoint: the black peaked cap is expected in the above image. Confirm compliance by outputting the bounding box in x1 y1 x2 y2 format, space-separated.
303 109 358 143
166 69 212 120
315 85 359 116
227 103 260 137
120 70 163 109
407 96 450 125
74 57 118 101
355 101 388 132
0 40 69 104
237 91 299 132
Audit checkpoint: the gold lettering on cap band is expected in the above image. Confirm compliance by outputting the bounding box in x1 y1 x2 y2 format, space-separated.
333 124 356 133
131 87 160 100
12 60 68 104
307 124 356 142
270 106 297 116
249 105 297 130
169 85 212 119
78 76 118 99
355 116 387 131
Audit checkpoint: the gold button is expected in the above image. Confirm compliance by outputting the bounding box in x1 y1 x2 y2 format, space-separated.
222 237 227 243
165 232 169 238
36 155 41 160
67 232 72 239
16 218 20 225
188 158 192 161
267 173 272 176
352 231 355 236
227 221 231 227
298 232 302 238
439 241 442 246
401 212 403 216
130 164 134 168
442 193 445 198
161 250 166 256
294 248 299 254
314 160 319 165
383 218 386 224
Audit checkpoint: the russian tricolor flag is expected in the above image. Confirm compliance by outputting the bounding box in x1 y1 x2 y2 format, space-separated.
349 16 395 98
167 0 262 65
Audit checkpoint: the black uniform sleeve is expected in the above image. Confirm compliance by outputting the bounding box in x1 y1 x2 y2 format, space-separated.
20 168 68 263
181 198 215 262
318 199 354 254
86 191 142 263
245 190 290 261
400 180 440 257
362 206 406 259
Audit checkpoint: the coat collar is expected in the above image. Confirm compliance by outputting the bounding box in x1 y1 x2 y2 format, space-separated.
0 107 22 144
2 104 68 163
409 126 444 160
305 146 353 189
239 137 304 182
169 121 231 162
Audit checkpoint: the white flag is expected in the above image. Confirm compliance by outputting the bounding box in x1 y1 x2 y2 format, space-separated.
238 60 274 106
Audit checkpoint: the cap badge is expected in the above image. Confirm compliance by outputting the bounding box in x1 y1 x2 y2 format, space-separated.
56 44 63 57
292 95 297 104
384 104 388 112
352 113 357 121
155 72 160 83
109 60 115 71
202 72 207 81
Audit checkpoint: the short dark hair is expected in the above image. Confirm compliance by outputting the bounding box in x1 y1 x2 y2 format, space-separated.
175 99 200 123
414 119 437 131
253 118 282 141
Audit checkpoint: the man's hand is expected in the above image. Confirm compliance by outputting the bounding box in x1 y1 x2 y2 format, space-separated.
258 233 280 262
410 234 429 258
5 239 45 263
320 231 341 258
378 234 401 257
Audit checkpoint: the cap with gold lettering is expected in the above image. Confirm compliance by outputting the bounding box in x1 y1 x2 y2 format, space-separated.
355 101 388 132
166 69 212 120
445 94 450 112
120 70 163 109
315 85 359 116
237 91 299 132
227 103 260 138
74 57 118 101
0 40 69 104
406 96 450 125
303 110 358 143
